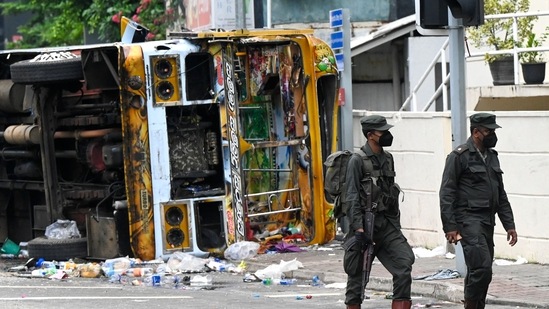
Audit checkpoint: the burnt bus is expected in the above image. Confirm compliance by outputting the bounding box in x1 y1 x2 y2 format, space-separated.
0 28 340 261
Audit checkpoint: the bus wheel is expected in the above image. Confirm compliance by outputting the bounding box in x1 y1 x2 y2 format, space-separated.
28 236 88 261
10 52 84 85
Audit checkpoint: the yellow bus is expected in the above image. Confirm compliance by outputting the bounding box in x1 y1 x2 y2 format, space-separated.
0 27 340 261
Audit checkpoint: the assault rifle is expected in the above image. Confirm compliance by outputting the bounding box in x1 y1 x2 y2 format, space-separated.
361 175 376 302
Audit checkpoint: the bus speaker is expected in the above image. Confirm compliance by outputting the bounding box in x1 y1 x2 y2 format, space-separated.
151 56 181 105
163 203 190 249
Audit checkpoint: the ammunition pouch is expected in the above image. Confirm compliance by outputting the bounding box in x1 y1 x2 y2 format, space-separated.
342 235 359 251
381 183 402 216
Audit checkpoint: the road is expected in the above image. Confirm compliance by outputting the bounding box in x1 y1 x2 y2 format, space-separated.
0 267 527 309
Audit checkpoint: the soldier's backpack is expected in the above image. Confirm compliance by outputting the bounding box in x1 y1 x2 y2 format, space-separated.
324 149 372 219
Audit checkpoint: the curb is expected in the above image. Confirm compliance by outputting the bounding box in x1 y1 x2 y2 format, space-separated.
246 262 546 308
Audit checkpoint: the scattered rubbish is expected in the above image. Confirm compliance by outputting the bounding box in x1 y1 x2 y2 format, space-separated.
412 303 443 308
445 252 456 259
101 257 133 276
324 282 346 289
254 258 303 280
50 270 69 280
79 263 102 278
44 219 81 239
273 242 303 253
262 278 272 286
317 247 333 251
414 269 460 280
243 273 262 283
296 295 304 300
166 252 208 273
1 237 20 255
311 275 322 286
412 246 445 258
190 274 212 287
306 295 312 299
224 241 260 261
494 256 528 266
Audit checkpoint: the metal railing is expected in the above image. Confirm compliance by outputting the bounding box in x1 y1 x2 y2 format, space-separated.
399 38 449 112
467 11 549 85
400 10 549 112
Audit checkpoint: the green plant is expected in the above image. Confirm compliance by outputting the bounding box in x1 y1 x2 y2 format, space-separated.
467 0 537 63
0 0 180 48
518 29 549 63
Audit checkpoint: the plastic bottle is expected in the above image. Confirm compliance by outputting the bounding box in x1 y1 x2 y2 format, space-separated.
143 274 163 287
262 278 272 286
311 275 321 286
279 278 296 285
124 267 153 277
109 273 123 284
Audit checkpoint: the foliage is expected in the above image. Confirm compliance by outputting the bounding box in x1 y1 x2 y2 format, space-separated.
83 0 177 43
0 0 89 48
467 0 537 63
0 0 178 49
518 30 549 63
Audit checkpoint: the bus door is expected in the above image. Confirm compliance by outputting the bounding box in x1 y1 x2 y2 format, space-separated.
222 40 313 244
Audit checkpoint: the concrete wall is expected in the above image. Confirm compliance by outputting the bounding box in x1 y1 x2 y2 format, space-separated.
352 110 549 264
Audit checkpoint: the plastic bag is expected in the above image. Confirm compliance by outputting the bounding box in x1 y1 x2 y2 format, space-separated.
166 251 208 273
224 241 260 261
44 219 81 239
254 258 304 280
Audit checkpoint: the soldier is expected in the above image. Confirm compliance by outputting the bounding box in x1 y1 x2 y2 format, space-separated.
343 115 414 309
439 113 518 309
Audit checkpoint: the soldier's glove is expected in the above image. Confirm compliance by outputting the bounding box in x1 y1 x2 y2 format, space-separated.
354 231 373 246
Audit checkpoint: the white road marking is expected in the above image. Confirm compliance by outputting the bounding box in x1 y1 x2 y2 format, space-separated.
264 292 342 298
0 296 193 301
0 286 120 289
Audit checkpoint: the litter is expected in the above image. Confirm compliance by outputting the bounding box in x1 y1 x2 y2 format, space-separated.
254 258 303 280
413 269 460 280
494 256 528 266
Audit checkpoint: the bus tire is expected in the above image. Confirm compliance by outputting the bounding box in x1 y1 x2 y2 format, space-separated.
10 52 84 85
28 236 88 260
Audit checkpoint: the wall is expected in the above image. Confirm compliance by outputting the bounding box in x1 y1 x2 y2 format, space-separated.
352 110 549 264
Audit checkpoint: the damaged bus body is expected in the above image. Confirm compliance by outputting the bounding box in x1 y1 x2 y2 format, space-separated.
0 28 339 261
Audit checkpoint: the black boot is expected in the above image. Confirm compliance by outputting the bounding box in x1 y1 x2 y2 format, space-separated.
392 299 412 309
464 299 478 309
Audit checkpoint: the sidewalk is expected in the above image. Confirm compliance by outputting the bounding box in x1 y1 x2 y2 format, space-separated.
246 241 549 308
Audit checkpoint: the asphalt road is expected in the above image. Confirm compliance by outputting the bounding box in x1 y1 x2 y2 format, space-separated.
0 266 525 309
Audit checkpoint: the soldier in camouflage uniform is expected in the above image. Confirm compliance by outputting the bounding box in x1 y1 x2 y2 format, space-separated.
439 113 518 309
343 115 414 309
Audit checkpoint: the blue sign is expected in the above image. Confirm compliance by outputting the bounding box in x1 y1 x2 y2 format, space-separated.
335 53 344 72
330 9 343 28
330 31 344 50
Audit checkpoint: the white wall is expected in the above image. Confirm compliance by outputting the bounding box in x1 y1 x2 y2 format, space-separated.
352 110 549 264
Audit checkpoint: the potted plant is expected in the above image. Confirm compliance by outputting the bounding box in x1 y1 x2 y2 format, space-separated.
467 0 537 85
519 32 547 84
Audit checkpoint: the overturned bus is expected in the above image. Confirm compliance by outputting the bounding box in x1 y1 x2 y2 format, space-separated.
0 28 340 261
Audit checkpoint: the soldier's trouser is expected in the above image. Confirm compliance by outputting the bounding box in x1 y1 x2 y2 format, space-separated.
460 221 494 303
344 215 414 305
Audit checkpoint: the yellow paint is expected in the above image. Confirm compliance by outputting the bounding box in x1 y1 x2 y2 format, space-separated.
119 45 155 261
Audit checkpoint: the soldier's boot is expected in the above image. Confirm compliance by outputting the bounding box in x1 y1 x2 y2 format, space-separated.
391 299 412 309
463 299 478 309
346 304 361 309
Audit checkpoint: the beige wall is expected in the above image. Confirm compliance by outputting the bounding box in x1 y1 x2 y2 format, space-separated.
352 110 549 264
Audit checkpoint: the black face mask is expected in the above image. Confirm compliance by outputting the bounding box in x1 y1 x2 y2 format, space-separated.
482 132 498 148
378 131 393 147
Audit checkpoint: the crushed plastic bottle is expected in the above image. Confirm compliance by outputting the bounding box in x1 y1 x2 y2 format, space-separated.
278 278 296 285
311 275 322 286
